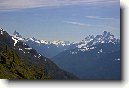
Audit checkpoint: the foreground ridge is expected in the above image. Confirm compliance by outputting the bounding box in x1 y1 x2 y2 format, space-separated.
0 28 78 79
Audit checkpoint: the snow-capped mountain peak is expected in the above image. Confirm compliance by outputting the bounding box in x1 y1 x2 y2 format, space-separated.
40 40 50 44
84 35 94 41
12 30 120 57
52 40 70 46
27 37 38 42
76 31 120 49
13 31 72 46
13 30 22 38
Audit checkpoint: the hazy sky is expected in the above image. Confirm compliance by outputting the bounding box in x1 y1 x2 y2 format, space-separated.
0 0 120 42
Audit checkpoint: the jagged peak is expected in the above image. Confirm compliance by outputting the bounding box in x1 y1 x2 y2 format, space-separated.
85 35 94 41
27 37 38 42
13 30 18 35
84 31 117 42
13 30 22 38
32 37 37 41
103 31 108 36
77 31 120 49
12 30 119 49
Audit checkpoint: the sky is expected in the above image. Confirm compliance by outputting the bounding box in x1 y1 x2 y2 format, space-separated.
0 0 120 42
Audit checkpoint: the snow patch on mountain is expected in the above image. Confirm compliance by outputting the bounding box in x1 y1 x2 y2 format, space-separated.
115 58 120 61
13 31 72 46
70 51 78 54
12 37 19 46
76 31 120 49
98 49 103 53
99 49 103 53
0 28 5 35
12 30 120 58
25 48 32 50
52 40 70 46
0 28 3 35
38 54 41 58
40 40 49 44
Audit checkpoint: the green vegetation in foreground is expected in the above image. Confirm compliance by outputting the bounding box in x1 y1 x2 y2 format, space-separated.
0 45 51 79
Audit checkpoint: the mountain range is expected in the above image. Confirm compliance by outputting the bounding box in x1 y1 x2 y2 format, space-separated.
13 30 72 58
12 30 121 79
13 30 120 58
0 28 78 79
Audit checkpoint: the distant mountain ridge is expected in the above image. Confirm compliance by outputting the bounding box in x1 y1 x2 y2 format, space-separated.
13 30 120 58
52 31 120 79
13 30 73 58
13 30 72 46
76 31 120 49
12 29 120 79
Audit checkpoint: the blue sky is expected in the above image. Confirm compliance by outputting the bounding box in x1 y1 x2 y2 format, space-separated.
0 0 120 42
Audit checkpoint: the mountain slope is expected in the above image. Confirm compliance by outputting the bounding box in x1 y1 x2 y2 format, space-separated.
13 31 120 59
0 28 78 79
13 31 72 58
11 29 121 80
0 46 50 79
52 32 121 80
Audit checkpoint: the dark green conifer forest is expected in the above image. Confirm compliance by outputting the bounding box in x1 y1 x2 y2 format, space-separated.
0 45 51 79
